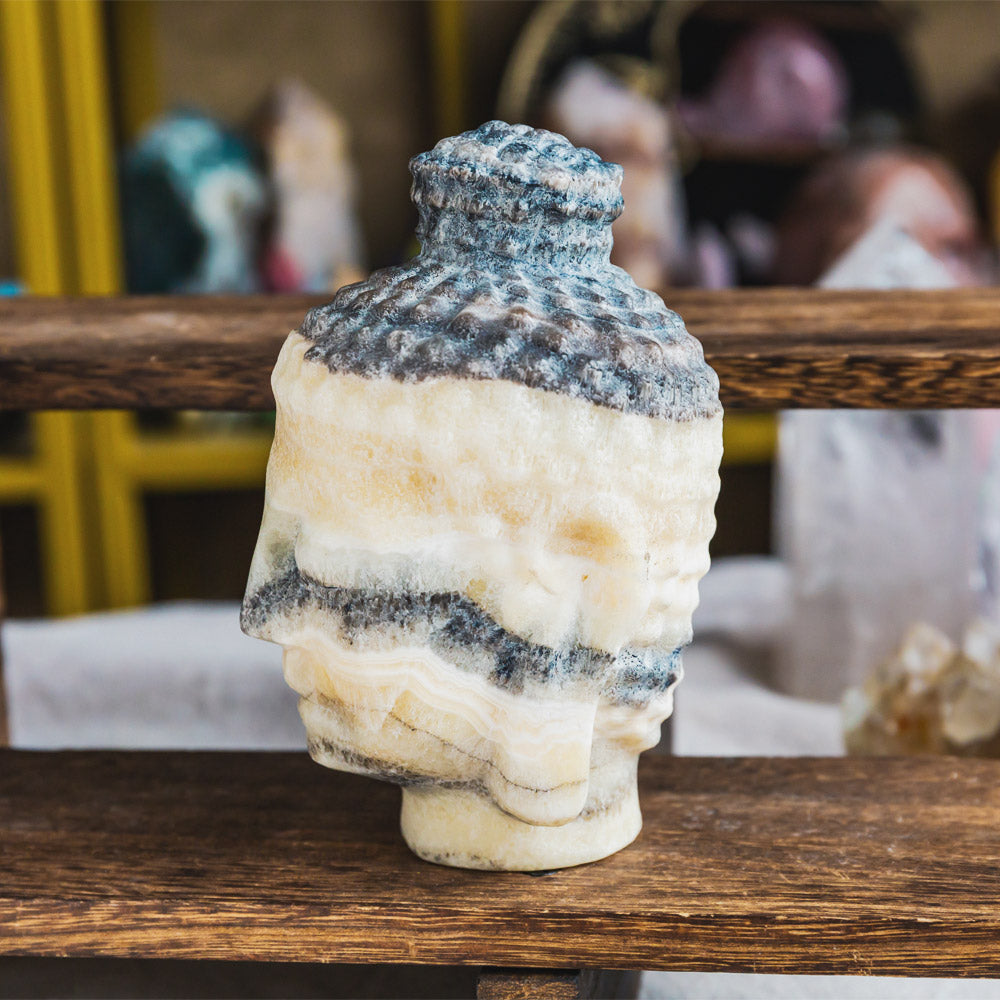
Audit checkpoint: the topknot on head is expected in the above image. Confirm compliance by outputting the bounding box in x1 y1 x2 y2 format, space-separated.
410 121 623 226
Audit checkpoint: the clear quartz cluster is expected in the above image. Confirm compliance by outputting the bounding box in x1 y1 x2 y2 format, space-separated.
843 619 1000 757
242 122 722 870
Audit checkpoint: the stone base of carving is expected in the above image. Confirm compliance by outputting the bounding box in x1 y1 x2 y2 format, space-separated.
400 781 641 872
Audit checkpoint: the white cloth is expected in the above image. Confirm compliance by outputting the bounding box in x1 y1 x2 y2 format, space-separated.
5 601 301 749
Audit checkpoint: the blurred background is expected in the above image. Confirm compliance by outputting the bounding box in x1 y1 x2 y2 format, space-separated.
4 0 1000 747
0 0 996 614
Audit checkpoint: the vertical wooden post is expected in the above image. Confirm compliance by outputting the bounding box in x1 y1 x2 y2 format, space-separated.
477 968 640 1000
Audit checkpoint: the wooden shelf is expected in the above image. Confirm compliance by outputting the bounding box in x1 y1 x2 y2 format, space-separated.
2 289 999 412
2 750 1000 976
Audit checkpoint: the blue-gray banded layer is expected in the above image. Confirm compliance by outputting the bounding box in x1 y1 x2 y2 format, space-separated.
299 260 719 421
298 121 720 423
241 564 682 708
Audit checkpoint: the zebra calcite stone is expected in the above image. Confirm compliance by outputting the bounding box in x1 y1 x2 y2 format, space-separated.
241 121 722 870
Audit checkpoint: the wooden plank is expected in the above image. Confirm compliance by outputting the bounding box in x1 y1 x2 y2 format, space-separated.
1 289 1000 411
0 295 314 411
688 287 1000 410
2 750 1000 976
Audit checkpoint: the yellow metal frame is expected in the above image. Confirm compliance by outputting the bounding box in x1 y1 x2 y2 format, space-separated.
55 0 123 296
0 0 95 615
0 1 73 291
0 457 44 501
722 413 777 466
89 414 271 607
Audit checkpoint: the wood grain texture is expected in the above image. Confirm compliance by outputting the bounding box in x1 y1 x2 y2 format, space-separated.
0 295 317 411
2 750 1000 976
690 287 1000 410
477 969 586 1000
2 289 1000 410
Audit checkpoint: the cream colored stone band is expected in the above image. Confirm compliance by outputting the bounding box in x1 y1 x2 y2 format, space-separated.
278 618 674 827
399 778 642 871
254 333 722 654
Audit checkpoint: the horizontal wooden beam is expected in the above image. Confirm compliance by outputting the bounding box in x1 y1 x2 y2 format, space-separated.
0 295 311 411
3 750 1000 976
1 289 999 411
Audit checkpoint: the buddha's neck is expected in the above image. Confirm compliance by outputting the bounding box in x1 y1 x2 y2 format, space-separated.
416 207 613 271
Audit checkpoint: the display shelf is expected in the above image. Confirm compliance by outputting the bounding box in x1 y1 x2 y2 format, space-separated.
1 750 999 977
2 290 999 994
3 288 1000 411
